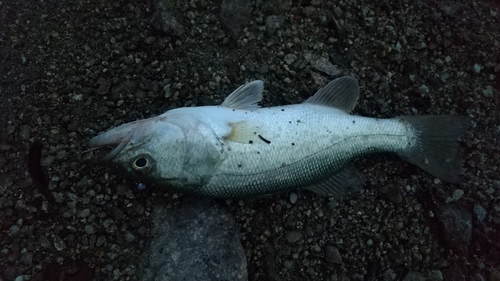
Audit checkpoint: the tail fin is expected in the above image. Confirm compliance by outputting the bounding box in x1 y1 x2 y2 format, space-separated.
398 115 470 183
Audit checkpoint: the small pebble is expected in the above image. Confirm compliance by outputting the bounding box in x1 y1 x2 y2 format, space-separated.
53 236 66 251
80 208 91 218
473 63 481 74
290 193 298 204
419 84 429 94
452 189 464 201
473 204 487 221
285 231 302 243
84 225 95 235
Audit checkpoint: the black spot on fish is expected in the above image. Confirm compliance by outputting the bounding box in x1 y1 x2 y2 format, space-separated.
249 140 253 144
237 164 242 168
289 121 292 124
258 134 271 144
297 120 301 123
352 120 356 124
281 109 285 111
282 163 287 167
291 143 295 146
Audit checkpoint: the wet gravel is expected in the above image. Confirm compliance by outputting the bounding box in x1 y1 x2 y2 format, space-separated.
1 0 499 280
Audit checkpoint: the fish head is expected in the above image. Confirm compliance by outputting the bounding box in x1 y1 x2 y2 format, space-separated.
89 116 188 187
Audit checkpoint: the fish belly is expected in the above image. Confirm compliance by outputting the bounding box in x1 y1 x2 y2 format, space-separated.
198 104 410 198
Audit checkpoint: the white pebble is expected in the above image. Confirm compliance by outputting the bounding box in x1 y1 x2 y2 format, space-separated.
289 193 298 204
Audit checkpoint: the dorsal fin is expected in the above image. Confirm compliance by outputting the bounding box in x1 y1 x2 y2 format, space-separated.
304 76 359 113
221 80 264 109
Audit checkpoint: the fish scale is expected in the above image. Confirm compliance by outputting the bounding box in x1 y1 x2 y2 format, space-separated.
194 105 410 197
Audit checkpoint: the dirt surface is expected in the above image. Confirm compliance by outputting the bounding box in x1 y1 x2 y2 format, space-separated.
1 0 499 280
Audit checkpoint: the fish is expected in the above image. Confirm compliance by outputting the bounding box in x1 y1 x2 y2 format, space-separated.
88 76 469 198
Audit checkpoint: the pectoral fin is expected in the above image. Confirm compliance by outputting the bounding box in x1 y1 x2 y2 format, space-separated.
305 166 365 197
224 121 272 145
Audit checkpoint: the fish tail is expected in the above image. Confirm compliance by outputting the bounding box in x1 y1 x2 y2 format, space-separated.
398 115 470 183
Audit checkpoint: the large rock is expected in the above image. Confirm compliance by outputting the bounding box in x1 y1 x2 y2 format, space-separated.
149 1 185 37
435 203 472 255
138 198 247 281
220 0 252 37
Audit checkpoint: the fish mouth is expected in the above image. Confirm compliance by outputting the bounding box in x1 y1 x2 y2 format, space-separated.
87 134 131 161
88 121 142 161
88 117 156 161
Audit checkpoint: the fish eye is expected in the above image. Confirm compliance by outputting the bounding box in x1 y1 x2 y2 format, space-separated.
135 157 147 168
131 154 155 173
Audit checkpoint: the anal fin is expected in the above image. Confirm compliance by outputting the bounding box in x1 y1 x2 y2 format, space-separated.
305 166 365 198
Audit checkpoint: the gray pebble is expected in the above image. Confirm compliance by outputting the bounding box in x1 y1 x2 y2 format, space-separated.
471 274 486 281
403 271 426 281
283 260 293 269
473 63 481 74
84 225 95 234
304 53 340 76
20 252 33 265
124 231 135 242
285 230 302 243
103 218 114 229
325 246 342 265
440 73 450 82
265 15 284 35
53 236 66 251
97 236 106 247
80 208 91 218
38 235 51 248
283 53 297 65
482 86 494 97
429 270 443 281
473 204 487 221
55 150 66 160
8 225 20 238
20 125 31 140
451 189 464 201
419 84 430 94
289 193 298 204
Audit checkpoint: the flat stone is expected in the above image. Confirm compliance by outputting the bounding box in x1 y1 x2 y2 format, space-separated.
137 198 247 281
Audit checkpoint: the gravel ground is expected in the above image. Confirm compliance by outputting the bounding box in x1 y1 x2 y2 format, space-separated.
1 0 499 280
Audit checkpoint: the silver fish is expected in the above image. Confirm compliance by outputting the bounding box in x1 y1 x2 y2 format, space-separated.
89 76 469 198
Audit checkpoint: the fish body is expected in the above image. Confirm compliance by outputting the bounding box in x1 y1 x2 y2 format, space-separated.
89 77 468 198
